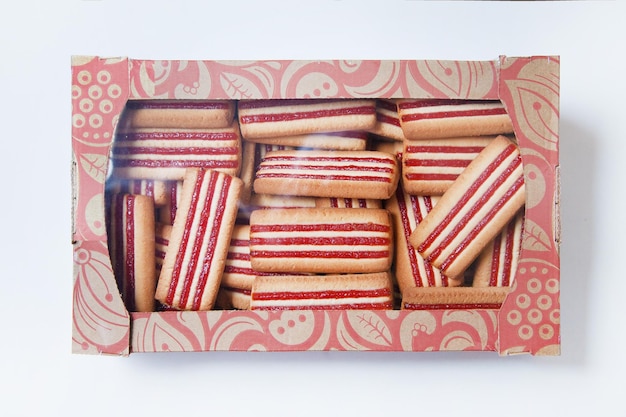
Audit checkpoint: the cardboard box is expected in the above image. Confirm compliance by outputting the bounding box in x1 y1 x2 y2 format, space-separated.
71 56 560 355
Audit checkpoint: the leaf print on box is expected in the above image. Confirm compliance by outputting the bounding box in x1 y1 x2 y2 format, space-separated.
345 311 392 347
131 312 206 352
78 153 108 184
522 219 553 252
220 72 264 99
502 57 560 153
72 241 129 355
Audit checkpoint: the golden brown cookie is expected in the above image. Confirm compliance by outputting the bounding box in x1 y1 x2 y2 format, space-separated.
155 168 242 310
250 272 394 310
398 99 514 140
410 135 525 278
249 207 393 274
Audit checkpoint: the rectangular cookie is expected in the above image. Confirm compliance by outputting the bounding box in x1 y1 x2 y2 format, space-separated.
250 272 394 310
123 100 235 129
402 136 495 195
410 135 525 278
108 194 156 312
253 149 399 199
473 210 524 287
238 99 377 139
111 121 242 180
398 99 514 140
401 287 511 310
249 207 393 274
385 184 463 294
155 168 242 310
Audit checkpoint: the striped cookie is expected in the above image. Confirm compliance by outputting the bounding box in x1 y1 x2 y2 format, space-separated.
398 99 514 140
253 149 399 199
111 121 242 180
155 168 242 311
401 287 511 310
249 207 393 274
250 272 394 310
124 100 235 129
238 99 377 139
410 135 525 278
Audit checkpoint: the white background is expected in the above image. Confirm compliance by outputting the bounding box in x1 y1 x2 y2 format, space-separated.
1 1 624 416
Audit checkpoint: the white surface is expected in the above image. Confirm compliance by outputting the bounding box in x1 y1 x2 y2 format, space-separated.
1 1 624 416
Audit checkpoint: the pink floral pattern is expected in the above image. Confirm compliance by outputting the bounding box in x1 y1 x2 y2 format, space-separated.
130 309 498 352
72 56 560 355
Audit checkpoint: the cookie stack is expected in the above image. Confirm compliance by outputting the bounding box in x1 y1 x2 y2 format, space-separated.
105 98 524 312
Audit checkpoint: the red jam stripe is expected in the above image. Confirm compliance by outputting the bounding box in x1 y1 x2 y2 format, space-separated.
261 155 394 164
257 163 393 173
124 195 136 312
250 236 390 246
417 143 517 253
114 146 239 156
489 233 503 287
252 288 391 301
405 159 472 168
250 250 389 259
500 218 519 287
398 99 501 110
254 173 392 182
252 302 393 311
227 252 250 261
167 181 179 224
114 159 239 169
406 145 486 154
401 107 507 122
405 173 461 181
377 113 401 127
251 223 389 233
